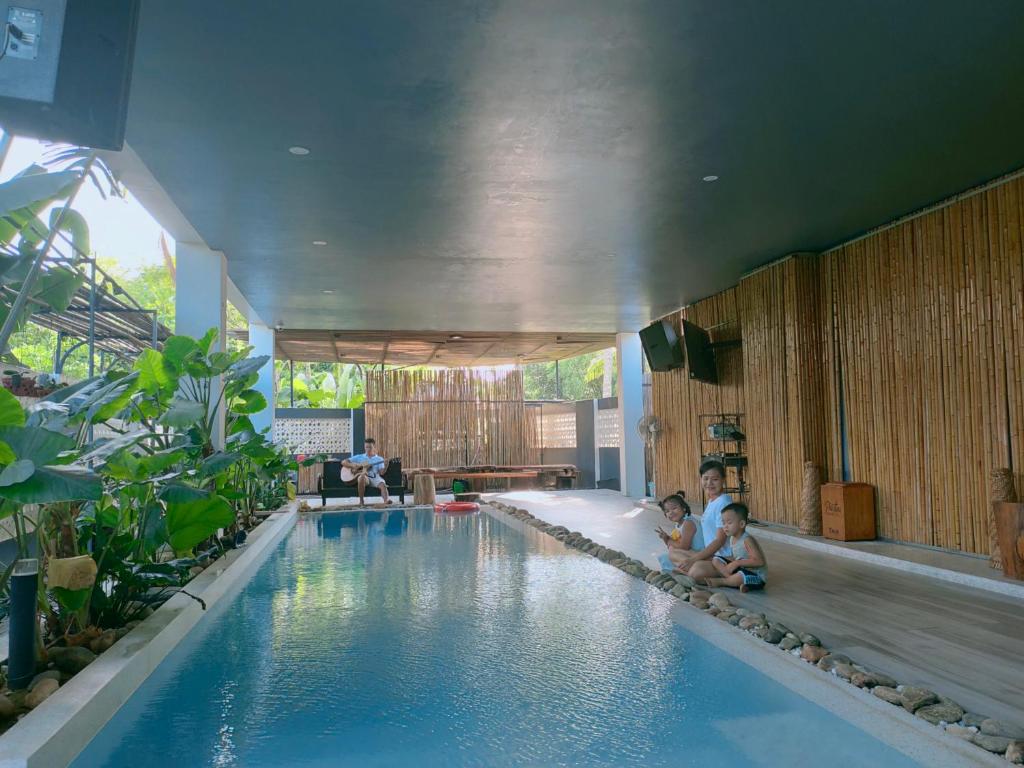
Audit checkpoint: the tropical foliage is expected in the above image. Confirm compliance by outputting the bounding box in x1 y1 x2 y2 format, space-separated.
522 349 616 401
276 361 366 409
0 328 304 645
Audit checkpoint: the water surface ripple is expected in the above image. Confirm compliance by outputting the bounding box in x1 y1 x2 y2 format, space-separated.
73 510 917 767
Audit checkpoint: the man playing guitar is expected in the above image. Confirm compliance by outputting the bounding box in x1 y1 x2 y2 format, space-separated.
342 437 391 506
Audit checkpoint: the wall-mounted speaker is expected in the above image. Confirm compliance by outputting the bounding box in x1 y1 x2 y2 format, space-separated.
0 0 140 150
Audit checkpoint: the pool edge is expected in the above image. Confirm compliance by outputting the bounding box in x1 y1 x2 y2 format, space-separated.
479 503 1003 768
0 508 297 768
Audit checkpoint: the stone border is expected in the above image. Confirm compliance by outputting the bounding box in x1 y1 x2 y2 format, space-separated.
0 508 297 768
488 501 1024 765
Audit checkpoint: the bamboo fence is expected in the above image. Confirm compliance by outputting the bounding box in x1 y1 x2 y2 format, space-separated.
364 368 539 469
651 288 744 505
651 174 1024 553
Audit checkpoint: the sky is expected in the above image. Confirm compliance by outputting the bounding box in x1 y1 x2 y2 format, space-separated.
0 134 174 275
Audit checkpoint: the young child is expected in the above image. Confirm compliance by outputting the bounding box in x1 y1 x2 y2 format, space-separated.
655 492 697 571
699 502 767 592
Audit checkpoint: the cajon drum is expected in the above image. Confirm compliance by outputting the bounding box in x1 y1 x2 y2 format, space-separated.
821 482 876 541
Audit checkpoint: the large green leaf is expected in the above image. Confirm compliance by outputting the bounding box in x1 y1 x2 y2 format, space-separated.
0 252 30 281
0 459 34 486
138 448 187 476
49 207 90 257
198 451 242 478
0 440 15 464
159 397 206 429
0 168 80 218
39 374 105 404
0 425 74 465
161 336 200 372
165 491 234 552
51 586 90 612
134 349 176 397
0 465 102 503
0 387 25 427
0 166 79 246
33 267 84 311
84 374 140 424
78 430 150 463
228 414 255 435
230 389 267 415
226 355 270 381
196 328 219 356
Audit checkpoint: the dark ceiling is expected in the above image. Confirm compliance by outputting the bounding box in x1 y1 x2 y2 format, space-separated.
125 1 1024 334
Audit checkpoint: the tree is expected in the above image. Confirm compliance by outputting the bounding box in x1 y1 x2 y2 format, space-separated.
522 348 616 401
276 361 366 408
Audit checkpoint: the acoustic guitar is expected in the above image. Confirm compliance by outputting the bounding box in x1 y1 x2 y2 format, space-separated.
340 460 388 484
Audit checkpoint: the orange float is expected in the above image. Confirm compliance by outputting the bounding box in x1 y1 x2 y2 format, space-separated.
434 501 480 514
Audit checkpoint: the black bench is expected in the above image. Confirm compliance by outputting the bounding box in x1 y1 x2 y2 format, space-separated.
317 459 406 505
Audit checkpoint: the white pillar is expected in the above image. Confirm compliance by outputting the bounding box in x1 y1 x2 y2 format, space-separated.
248 321 275 438
175 242 227 448
616 332 646 498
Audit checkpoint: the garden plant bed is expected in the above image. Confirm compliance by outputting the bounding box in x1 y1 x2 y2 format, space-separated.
0 518 267 737
0 509 295 768
487 500 1024 764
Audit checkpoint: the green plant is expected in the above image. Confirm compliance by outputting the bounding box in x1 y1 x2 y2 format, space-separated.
276 361 366 408
0 328 295 643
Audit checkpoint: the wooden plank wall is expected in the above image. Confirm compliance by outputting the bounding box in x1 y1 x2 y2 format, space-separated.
365 368 539 469
651 173 1024 554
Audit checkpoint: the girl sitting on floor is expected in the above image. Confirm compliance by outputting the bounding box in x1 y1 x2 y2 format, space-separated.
655 491 697 571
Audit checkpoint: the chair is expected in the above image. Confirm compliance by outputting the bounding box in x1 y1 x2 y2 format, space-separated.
318 458 406 505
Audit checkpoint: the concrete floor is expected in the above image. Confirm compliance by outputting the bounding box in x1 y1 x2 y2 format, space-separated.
490 489 1024 731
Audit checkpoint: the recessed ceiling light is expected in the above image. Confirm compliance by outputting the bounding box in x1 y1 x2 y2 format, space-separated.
702 175 719 182
321 289 335 294
288 146 310 155
312 240 327 246
449 334 463 340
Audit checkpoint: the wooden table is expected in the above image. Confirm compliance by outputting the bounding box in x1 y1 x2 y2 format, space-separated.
402 465 577 492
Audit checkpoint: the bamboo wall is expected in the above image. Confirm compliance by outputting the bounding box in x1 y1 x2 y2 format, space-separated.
650 289 744 504
824 178 1024 551
739 255 830 527
651 174 1024 553
364 368 539 469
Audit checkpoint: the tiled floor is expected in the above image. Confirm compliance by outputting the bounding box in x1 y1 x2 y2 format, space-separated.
489 489 1024 730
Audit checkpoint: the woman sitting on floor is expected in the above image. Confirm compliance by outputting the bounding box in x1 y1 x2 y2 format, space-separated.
672 459 733 574
655 491 697 571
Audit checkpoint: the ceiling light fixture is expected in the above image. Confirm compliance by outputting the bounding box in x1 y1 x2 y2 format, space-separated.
321 289 335 294
449 334 463 340
288 146 310 155
312 240 327 246
702 175 719 182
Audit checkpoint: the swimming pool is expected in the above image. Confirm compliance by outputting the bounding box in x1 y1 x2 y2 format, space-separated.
72 508 920 767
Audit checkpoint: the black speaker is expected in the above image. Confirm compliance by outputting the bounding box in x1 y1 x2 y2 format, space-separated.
0 0 140 150
639 319 684 372
681 319 718 383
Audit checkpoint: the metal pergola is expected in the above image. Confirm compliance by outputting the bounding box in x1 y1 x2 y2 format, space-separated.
0 236 171 377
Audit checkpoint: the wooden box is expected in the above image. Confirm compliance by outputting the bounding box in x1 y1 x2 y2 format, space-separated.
821 482 876 541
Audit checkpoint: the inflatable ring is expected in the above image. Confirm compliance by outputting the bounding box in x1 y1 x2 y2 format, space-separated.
434 501 480 514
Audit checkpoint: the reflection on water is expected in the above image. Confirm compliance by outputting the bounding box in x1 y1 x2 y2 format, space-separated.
72 510 917 768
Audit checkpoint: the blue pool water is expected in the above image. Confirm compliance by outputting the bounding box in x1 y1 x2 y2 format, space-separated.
73 509 918 767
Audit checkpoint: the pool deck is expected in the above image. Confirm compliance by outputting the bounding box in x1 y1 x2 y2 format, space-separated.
487 489 1024 732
